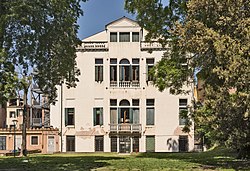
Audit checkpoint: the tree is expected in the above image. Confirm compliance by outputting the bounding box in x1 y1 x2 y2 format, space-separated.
0 0 84 156
125 0 250 157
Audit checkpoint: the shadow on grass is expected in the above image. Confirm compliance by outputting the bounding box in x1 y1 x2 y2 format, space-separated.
136 148 250 170
0 154 124 171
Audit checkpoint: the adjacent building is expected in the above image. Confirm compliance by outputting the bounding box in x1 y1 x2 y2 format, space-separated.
0 93 59 155
51 17 195 153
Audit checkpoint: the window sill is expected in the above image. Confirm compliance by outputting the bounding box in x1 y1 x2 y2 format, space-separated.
66 125 75 128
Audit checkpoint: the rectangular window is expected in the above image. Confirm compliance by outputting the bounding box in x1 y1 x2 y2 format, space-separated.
9 111 16 118
179 99 188 125
132 58 140 82
119 32 130 42
66 136 75 152
146 58 155 81
110 59 117 87
65 108 75 126
93 108 103 126
110 32 117 42
95 59 103 82
95 136 104 152
31 136 38 145
133 136 139 152
110 136 117 152
146 99 155 125
110 99 117 106
0 136 6 150
146 136 155 152
132 32 139 42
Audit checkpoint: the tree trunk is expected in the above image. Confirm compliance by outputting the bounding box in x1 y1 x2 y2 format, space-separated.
19 88 28 157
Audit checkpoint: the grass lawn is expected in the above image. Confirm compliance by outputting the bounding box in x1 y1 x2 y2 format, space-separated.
0 148 249 171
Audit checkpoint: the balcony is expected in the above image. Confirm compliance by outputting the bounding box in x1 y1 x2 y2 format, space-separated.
110 81 140 88
141 41 168 51
77 41 108 51
109 124 142 133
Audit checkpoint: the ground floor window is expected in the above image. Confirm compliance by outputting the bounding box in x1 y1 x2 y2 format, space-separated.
110 136 117 152
119 136 131 153
0 136 6 150
132 136 139 152
66 136 75 152
179 135 188 152
95 136 104 152
31 136 38 145
146 136 155 152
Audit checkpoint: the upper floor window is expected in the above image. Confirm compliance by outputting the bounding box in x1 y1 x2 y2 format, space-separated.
65 108 75 126
9 111 16 118
110 58 140 88
95 59 103 82
179 99 188 125
119 32 130 42
146 58 155 82
110 32 117 42
146 99 155 125
93 108 103 126
132 32 139 42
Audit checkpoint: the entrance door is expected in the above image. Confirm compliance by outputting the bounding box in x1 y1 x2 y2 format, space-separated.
119 136 131 153
95 136 104 152
146 136 155 152
48 136 55 153
179 135 188 152
66 136 75 152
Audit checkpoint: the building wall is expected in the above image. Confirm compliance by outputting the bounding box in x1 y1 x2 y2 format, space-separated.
0 128 59 154
50 17 194 153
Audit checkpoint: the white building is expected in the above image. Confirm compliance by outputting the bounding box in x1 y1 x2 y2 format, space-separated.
50 17 194 153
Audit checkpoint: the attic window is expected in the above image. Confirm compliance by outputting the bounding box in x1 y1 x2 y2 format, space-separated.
110 32 117 42
119 32 130 42
132 32 139 42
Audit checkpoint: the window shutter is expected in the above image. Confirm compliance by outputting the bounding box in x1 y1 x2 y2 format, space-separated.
129 65 132 81
95 66 98 81
129 108 133 123
100 66 103 81
93 108 96 126
133 109 139 124
119 66 123 81
118 108 121 123
65 108 68 126
100 108 103 125
146 64 149 81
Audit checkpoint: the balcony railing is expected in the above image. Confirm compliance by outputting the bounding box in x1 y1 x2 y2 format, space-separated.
32 118 42 127
78 41 108 51
110 124 142 133
141 41 168 50
110 81 140 88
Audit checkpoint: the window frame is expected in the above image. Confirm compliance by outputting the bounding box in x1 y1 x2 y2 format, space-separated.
179 99 188 126
146 58 155 82
0 136 6 150
146 99 155 126
95 58 103 82
31 136 39 145
93 107 103 126
65 108 75 126
119 32 130 42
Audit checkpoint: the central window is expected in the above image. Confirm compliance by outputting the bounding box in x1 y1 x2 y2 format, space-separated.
110 58 140 88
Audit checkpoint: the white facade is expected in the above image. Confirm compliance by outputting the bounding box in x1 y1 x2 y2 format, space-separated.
50 17 194 153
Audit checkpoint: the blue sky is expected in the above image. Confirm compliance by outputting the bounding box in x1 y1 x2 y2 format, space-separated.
77 0 136 40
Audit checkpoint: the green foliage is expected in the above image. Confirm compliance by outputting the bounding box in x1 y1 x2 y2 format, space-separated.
125 0 250 155
0 0 85 103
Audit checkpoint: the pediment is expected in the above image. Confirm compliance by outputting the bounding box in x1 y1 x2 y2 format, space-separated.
106 16 139 28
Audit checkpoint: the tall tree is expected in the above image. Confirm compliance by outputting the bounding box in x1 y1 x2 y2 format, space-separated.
125 0 250 157
0 0 84 156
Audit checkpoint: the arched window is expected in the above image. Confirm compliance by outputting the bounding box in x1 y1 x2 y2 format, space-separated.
119 59 130 81
119 99 130 106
